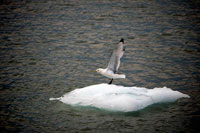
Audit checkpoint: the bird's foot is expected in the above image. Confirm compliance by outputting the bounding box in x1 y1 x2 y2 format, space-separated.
108 79 113 84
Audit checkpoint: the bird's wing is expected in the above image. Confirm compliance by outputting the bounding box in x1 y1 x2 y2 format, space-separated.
107 39 125 73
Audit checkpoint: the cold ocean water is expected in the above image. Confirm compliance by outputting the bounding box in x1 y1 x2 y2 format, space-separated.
0 0 200 132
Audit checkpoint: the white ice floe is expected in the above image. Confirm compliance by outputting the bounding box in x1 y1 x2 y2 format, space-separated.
50 83 190 112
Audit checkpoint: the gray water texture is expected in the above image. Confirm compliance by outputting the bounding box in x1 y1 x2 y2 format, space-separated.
0 0 200 132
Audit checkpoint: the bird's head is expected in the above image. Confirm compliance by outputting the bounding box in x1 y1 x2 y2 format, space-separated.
94 68 104 74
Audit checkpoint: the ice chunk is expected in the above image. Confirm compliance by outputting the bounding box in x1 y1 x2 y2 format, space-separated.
50 84 190 112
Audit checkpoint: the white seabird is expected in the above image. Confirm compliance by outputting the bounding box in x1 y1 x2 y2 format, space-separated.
95 38 126 84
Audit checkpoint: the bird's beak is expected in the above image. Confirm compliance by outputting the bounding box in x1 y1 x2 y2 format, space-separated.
94 70 97 72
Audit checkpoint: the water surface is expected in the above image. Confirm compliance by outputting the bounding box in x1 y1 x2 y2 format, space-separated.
0 0 200 132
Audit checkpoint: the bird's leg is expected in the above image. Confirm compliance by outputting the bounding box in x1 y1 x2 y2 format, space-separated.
108 79 113 84
123 47 125 51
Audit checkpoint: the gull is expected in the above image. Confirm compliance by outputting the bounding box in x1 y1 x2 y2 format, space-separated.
95 38 126 84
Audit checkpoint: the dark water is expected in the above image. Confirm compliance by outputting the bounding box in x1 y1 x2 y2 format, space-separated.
0 0 200 132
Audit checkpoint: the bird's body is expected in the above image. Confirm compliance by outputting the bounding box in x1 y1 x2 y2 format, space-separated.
95 38 126 84
96 68 125 79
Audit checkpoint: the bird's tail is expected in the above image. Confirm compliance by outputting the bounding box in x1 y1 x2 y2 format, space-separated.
114 74 126 79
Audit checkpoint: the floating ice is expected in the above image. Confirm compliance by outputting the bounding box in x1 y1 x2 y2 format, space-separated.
50 83 190 112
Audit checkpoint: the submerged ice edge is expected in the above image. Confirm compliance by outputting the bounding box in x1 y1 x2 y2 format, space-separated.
49 97 61 101
49 83 190 112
